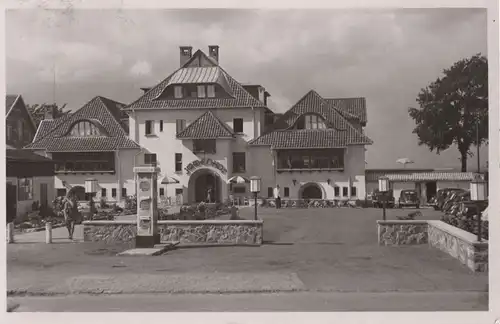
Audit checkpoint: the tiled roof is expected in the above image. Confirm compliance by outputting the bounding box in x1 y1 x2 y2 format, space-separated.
176 110 234 139
127 50 265 110
249 129 350 149
33 114 72 142
25 96 139 152
250 90 373 148
5 95 19 115
365 169 434 182
365 171 477 182
325 98 367 124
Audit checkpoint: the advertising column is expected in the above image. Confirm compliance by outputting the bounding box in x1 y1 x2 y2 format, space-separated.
134 165 161 248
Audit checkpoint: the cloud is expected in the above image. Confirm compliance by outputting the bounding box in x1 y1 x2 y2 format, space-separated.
129 60 152 77
5 8 488 169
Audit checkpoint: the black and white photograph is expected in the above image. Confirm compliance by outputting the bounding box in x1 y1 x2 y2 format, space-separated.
3 1 498 318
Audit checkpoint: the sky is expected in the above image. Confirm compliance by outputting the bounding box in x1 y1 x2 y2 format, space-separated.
5 8 489 170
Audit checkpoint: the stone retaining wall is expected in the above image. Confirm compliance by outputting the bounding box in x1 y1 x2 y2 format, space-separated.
427 220 488 272
83 220 264 246
377 220 429 245
377 220 488 273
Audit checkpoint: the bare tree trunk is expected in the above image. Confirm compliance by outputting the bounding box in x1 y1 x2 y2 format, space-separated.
460 149 468 172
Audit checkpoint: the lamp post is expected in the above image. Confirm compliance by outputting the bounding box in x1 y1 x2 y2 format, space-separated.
250 176 261 221
85 178 98 220
378 176 390 221
470 178 487 242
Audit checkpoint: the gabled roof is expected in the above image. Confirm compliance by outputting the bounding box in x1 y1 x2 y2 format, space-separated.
25 96 139 152
5 95 18 116
249 90 372 149
325 98 367 125
126 49 266 110
176 110 234 139
5 94 37 130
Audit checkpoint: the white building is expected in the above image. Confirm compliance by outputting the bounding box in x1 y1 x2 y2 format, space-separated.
25 96 140 204
125 45 373 204
25 45 373 205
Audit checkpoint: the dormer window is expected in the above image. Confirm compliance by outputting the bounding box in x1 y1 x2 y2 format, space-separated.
207 85 215 98
296 114 327 130
69 121 102 137
174 86 183 99
197 85 206 98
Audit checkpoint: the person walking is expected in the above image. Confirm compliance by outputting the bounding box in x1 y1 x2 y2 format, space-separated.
63 195 79 240
274 184 282 209
206 187 212 203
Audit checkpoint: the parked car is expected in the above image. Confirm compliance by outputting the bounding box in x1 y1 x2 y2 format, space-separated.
429 188 467 211
398 189 420 209
372 189 395 208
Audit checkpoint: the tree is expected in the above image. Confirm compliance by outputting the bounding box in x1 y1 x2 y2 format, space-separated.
27 103 71 128
408 54 488 172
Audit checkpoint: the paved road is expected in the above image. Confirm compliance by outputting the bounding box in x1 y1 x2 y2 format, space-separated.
9 291 488 312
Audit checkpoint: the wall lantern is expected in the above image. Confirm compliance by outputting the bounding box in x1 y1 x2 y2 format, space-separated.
378 176 390 193
292 179 297 186
249 176 261 221
85 178 99 194
378 176 390 221
470 178 487 242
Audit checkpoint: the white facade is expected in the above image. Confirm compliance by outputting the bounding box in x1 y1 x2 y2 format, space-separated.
7 176 55 217
128 107 367 203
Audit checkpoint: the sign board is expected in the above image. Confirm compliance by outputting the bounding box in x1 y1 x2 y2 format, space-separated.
185 158 227 175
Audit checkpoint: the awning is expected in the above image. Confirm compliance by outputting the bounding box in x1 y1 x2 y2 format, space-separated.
227 176 249 184
161 175 180 184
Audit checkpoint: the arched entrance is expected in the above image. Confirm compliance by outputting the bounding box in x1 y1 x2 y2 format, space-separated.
299 182 324 199
68 186 86 201
188 168 223 203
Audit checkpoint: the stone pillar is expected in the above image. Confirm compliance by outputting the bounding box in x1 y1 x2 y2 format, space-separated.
7 222 14 244
134 165 161 248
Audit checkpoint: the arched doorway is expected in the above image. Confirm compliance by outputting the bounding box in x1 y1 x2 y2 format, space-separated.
68 186 86 201
299 182 323 199
188 169 223 203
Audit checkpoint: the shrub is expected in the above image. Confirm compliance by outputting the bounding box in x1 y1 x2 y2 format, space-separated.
441 201 489 240
99 197 109 209
125 194 137 211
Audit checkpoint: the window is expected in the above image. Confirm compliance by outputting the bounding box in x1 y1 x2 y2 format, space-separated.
193 139 216 154
233 186 246 194
101 188 107 197
112 188 117 198
175 188 183 196
159 188 165 197
175 153 182 172
296 114 326 130
284 187 290 197
53 152 115 173
18 120 23 140
56 188 67 197
6 125 12 141
197 85 206 98
277 149 344 170
342 187 348 197
207 85 215 98
145 120 154 136
69 121 101 137
267 187 273 198
159 120 163 132
122 188 127 198
144 153 157 165
174 86 183 99
334 186 340 197
232 152 246 173
233 118 243 133
351 187 357 197
176 119 186 133
18 177 33 201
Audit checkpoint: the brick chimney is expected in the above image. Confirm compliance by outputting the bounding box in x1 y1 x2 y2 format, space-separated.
179 46 193 67
208 45 219 63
